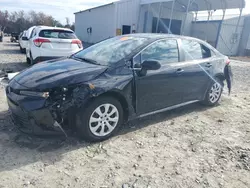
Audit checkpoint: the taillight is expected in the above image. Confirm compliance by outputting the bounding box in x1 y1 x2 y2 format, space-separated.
72 39 83 49
226 59 230 65
33 38 50 47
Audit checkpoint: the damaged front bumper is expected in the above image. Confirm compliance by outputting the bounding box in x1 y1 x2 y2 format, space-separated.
7 95 67 136
5 81 75 137
6 79 93 137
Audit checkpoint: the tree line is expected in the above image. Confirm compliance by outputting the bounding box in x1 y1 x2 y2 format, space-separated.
0 10 74 34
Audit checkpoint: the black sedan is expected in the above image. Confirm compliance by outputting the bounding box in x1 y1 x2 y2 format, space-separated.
6 34 232 141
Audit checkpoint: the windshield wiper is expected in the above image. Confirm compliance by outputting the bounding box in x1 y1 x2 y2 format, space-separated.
71 56 99 65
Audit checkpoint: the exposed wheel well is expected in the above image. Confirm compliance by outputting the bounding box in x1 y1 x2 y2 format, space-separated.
215 74 225 87
215 74 225 82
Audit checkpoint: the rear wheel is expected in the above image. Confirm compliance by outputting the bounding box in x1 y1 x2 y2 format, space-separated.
203 79 223 106
76 96 123 142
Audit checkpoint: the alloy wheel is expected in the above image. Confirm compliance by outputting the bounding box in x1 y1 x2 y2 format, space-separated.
89 103 119 137
209 82 222 103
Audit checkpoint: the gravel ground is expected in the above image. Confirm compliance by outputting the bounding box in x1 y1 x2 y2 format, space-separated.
0 37 250 188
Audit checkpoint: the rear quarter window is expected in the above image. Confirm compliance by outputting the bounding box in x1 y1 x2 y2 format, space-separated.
39 30 76 39
182 39 216 61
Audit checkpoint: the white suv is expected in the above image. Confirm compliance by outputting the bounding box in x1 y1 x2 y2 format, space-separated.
26 26 83 64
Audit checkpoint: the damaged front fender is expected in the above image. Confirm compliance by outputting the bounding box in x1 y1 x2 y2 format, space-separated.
70 66 135 118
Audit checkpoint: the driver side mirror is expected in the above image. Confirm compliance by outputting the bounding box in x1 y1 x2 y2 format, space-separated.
22 36 28 41
141 60 161 71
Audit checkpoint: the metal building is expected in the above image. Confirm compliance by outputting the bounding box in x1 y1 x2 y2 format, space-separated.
192 15 250 56
75 0 245 45
75 0 140 44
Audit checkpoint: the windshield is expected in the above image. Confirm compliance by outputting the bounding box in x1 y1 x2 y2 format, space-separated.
39 29 76 39
73 36 148 66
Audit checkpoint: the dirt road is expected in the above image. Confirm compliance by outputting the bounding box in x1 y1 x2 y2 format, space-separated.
0 38 249 188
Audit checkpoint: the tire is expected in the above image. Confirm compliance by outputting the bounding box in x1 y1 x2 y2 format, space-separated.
20 47 25 54
30 52 34 65
76 96 124 142
202 78 223 106
26 54 31 64
26 57 30 64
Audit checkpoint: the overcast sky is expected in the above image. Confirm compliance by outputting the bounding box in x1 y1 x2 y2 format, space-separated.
1 0 250 24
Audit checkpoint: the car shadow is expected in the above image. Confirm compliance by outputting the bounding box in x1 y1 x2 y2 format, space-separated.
0 103 211 172
0 62 29 72
3 43 20 47
0 49 21 55
0 109 93 172
119 103 210 136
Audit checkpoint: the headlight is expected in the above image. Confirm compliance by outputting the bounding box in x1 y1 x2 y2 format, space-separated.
20 91 49 98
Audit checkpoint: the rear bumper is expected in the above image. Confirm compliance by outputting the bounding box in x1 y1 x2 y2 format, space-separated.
33 56 62 64
224 64 232 94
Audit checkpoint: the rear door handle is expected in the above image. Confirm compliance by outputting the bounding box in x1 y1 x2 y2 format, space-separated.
176 68 184 74
205 63 212 68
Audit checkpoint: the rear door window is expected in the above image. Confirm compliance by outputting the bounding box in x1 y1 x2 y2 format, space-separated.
182 39 213 61
182 40 202 61
201 44 212 58
39 30 76 39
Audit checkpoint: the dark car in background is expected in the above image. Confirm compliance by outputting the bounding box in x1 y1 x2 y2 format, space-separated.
0 30 3 42
6 34 232 142
10 32 19 42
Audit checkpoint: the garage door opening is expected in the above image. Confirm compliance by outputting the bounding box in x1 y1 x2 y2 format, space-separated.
122 25 131 35
152 17 182 34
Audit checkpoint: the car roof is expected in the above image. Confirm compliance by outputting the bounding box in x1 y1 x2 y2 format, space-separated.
35 26 73 32
124 33 219 53
124 33 202 41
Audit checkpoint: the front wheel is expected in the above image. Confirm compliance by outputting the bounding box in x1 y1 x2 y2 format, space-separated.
76 96 124 142
202 79 223 106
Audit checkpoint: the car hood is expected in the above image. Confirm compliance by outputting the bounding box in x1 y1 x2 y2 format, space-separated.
14 58 108 90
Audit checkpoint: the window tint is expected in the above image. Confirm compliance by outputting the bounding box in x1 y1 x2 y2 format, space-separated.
23 31 27 37
201 44 212 58
30 29 36 38
182 40 202 61
74 36 148 66
133 53 141 65
141 39 179 64
39 30 76 39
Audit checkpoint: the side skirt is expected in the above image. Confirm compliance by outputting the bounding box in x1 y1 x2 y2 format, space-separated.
138 100 199 119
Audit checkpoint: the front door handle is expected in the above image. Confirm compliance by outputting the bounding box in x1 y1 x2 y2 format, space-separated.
205 63 212 68
176 68 184 74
